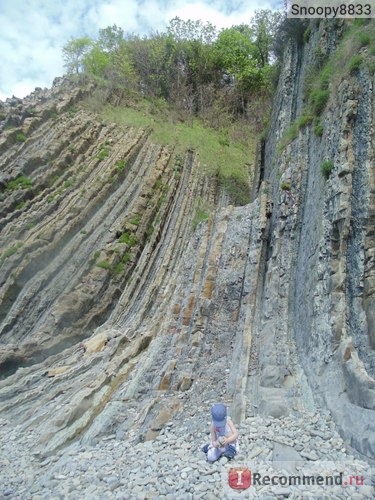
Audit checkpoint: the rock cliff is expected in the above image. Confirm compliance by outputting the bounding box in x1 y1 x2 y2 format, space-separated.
258 19 375 460
0 19 374 497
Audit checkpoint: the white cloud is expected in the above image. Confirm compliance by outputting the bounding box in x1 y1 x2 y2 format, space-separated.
0 0 282 100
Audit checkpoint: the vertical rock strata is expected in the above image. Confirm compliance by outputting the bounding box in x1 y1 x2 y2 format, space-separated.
262 21 375 458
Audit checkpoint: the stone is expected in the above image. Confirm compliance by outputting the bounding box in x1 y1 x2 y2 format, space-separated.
177 373 194 391
83 332 109 355
272 442 304 473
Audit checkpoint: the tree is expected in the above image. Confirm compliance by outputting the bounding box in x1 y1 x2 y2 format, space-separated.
82 45 110 77
214 28 260 89
167 17 217 44
62 37 93 74
97 25 125 52
250 9 284 66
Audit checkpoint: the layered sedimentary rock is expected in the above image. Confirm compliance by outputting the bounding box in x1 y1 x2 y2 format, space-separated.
257 21 375 458
0 20 374 465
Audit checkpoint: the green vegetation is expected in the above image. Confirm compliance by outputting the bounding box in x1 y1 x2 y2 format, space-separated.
47 194 56 203
115 159 128 173
118 231 137 246
320 160 334 179
277 113 314 152
303 26 312 44
96 260 111 270
63 13 282 116
174 154 184 171
278 20 375 153
349 55 362 74
67 106 78 117
104 103 254 205
122 252 132 264
128 215 142 226
277 123 298 152
97 147 109 161
15 201 26 210
15 132 27 143
61 12 288 205
280 181 291 191
63 178 74 189
313 119 324 137
297 114 313 128
0 242 23 261
5 176 32 192
113 262 125 275
93 250 101 259
25 221 36 230
192 199 212 229
310 89 330 116
358 32 370 47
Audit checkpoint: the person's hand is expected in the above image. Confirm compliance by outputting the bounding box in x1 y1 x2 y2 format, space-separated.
217 436 227 446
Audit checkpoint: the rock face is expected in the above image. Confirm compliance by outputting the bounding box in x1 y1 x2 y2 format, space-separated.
0 20 374 494
259 21 375 459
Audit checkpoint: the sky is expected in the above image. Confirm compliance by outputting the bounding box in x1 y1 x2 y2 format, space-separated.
0 0 281 101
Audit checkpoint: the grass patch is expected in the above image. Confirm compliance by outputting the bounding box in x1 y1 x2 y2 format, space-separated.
102 102 255 206
319 62 334 90
47 194 57 203
128 215 142 226
310 89 330 116
118 231 137 246
277 123 299 152
97 147 110 161
314 119 324 137
96 260 111 270
115 159 128 173
303 22 375 120
1 242 23 261
358 32 370 47
15 132 27 143
297 114 313 128
122 252 132 264
192 198 212 229
349 55 362 74
303 26 312 44
320 160 334 179
63 178 74 189
15 201 26 210
5 176 32 192
113 262 125 275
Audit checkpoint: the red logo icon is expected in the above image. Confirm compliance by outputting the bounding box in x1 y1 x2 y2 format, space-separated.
228 467 251 489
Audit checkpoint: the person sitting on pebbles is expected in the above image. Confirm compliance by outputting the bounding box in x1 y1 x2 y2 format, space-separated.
202 403 239 462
